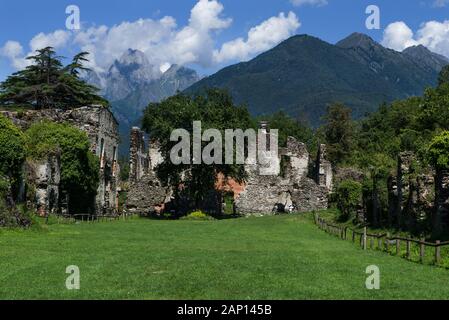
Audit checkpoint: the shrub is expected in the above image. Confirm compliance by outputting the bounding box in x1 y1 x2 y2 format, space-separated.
426 131 449 170
180 210 215 221
335 180 362 221
0 114 26 182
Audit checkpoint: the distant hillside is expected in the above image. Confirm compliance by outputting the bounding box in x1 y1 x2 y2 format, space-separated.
186 33 449 126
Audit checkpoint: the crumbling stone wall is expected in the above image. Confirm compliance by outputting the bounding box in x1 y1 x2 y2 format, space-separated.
126 127 171 215
234 123 329 215
26 153 61 217
129 127 149 182
1 105 120 215
385 152 435 229
125 121 331 216
126 170 172 216
316 144 333 192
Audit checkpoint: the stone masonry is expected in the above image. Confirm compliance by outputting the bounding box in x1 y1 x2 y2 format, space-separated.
234 126 330 215
126 121 332 216
1 105 120 215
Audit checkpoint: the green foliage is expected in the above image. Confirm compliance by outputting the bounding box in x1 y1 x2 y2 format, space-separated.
25 121 99 213
335 180 362 221
0 114 27 177
426 131 449 170
180 210 215 221
118 156 130 181
0 203 33 228
142 89 253 208
438 65 449 87
320 103 354 164
0 47 108 110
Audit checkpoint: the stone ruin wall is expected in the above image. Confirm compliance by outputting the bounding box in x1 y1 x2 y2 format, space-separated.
1 105 120 215
234 134 331 216
129 127 149 182
125 127 170 216
125 122 333 216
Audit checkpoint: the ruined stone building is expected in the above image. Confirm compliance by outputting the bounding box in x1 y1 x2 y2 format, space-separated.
1 105 120 215
232 128 331 215
125 122 333 216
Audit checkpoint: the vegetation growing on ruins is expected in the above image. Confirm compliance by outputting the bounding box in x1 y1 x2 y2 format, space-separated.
0 114 27 216
0 114 26 180
26 122 100 214
0 48 107 110
324 65 449 236
142 89 254 209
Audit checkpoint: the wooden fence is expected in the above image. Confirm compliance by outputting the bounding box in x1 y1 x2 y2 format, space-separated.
54 213 133 224
315 215 449 265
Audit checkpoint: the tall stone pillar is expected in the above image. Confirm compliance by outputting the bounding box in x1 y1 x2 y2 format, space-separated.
397 152 415 228
129 127 148 183
434 169 449 235
316 144 333 192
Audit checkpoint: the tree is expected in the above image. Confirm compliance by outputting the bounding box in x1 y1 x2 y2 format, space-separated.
0 47 107 110
335 180 362 221
438 65 449 88
320 103 354 164
26 122 100 214
142 89 253 211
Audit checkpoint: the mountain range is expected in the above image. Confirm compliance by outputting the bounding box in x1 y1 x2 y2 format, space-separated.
83 49 200 154
186 32 449 126
84 33 449 155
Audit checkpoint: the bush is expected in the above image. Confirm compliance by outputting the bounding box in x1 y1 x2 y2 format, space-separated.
335 180 362 221
180 210 215 221
0 202 33 228
426 131 449 170
0 114 26 188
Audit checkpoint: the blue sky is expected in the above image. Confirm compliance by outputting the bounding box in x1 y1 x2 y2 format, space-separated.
1 0 449 80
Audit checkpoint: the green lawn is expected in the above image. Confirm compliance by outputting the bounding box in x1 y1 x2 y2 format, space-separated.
1 214 449 299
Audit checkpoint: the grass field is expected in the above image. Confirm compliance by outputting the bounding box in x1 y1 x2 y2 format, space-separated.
1 214 449 300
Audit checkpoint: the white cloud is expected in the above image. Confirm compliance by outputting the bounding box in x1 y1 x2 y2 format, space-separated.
30 30 71 52
0 41 28 69
214 12 300 63
433 0 449 8
382 20 449 58
1 30 71 71
290 0 328 7
1 0 301 72
73 0 232 71
382 22 418 51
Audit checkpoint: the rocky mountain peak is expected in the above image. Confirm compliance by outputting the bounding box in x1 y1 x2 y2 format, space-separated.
336 32 379 50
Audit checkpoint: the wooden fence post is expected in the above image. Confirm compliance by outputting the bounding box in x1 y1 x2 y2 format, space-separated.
406 240 411 260
420 238 425 263
396 239 401 256
363 227 367 250
385 233 390 253
435 240 441 265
